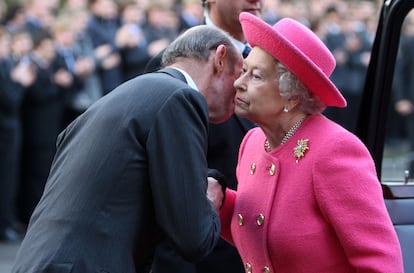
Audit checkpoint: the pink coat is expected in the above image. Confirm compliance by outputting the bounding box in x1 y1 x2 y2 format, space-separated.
220 114 403 273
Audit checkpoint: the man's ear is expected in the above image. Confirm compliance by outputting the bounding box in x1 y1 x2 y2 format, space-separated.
214 44 227 74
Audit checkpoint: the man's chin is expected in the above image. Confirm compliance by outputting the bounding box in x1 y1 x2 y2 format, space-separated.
209 111 234 124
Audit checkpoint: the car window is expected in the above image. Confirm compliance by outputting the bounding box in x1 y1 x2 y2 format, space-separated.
384 9 414 185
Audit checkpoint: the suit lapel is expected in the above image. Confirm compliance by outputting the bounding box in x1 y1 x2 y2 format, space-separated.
156 68 187 83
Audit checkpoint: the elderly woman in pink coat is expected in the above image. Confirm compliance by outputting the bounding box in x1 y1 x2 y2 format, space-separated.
218 12 404 273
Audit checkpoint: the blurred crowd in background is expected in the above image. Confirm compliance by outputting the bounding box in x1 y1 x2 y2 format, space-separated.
0 0 381 242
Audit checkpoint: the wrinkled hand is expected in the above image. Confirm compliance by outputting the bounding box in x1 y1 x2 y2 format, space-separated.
207 177 224 211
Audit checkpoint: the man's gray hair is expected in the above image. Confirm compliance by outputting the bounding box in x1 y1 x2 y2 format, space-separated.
161 25 239 68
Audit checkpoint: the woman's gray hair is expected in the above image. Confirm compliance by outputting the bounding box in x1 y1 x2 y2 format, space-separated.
161 25 239 69
277 62 326 114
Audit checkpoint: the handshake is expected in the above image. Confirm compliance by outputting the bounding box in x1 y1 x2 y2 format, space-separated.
207 169 227 211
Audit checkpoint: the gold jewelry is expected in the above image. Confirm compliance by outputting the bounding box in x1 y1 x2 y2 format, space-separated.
294 139 309 163
281 116 306 144
264 115 307 152
264 139 271 152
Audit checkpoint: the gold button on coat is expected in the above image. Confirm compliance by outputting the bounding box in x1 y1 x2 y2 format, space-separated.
245 263 252 273
264 266 270 273
257 213 265 226
269 163 275 175
237 214 244 226
250 163 256 174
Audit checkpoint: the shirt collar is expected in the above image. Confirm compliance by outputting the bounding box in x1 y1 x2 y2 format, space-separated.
170 67 199 91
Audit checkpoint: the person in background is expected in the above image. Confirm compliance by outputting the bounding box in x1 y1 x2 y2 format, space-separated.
51 14 87 127
141 1 179 62
22 0 58 40
217 12 403 273
2 3 26 33
150 1 261 273
62 0 88 10
0 27 36 242
0 0 6 22
58 8 103 121
180 0 204 28
393 12 414 176
86 0 123 95
116 0 151 81
11 25 242 273
322 5 371 133
18 31 68 225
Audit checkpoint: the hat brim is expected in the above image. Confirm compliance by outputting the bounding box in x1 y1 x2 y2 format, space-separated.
240 13 346 108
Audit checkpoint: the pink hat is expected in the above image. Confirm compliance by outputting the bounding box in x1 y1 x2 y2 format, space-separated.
239 12 347 108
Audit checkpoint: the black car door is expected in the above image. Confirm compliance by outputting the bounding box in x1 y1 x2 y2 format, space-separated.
357 0 414 272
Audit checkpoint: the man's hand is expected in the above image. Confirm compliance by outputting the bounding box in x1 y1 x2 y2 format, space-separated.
207 177 224 211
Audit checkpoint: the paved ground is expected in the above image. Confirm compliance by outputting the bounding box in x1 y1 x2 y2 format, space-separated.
0 241 19 273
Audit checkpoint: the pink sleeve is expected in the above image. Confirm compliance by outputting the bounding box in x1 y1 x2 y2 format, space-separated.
219 188 236 245
313 135 404 272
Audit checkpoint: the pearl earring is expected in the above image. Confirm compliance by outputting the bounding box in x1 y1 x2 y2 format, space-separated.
283 105 289 113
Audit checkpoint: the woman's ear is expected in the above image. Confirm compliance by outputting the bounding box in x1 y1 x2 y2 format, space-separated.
287 96 301 110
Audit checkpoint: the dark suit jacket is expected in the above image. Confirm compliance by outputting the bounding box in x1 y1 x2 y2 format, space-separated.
12 68 221 273
147 48 254 273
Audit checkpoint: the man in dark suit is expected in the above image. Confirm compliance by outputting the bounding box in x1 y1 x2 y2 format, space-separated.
11 25 243 273
149 0 261 272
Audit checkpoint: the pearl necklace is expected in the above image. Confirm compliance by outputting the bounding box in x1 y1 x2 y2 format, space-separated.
264 115 307 152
